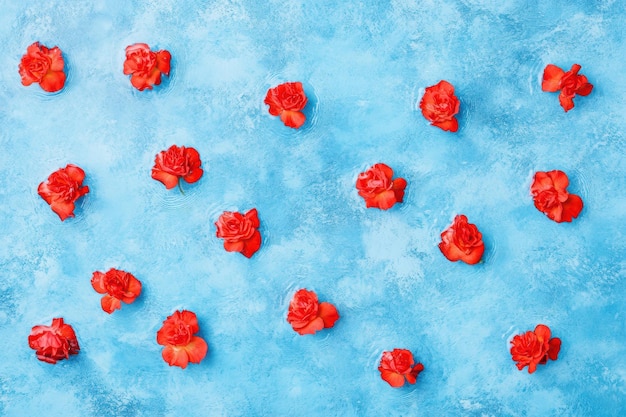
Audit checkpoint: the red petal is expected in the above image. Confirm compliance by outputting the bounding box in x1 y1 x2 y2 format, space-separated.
576 81 593 96
241 230 261 258
534 324 552 343
130 74 151 91
547 338 561 361
293 317 324 335
179 310 200 334
432 118 458 132
121 276 142 303
183 168 203 184
151 169 179 189
245 208 260 228
162 345 189 368
560 194 583 222
279 110 306 129
318 302 339 328
542 64 565 92
49 200 75 221
184 336 208 364
91 271 107 294
64 164 86 182
223 240 245 253
101 295 121 314
379 370 405 388
558 93 575 112
40 71 66 92
156 50 171 76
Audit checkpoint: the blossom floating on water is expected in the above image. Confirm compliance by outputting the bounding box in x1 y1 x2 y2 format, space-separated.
510 324 561 373
156 310 208 369
38 164 89 221
419 80 460 132
215 208 262 258
91 268 142 314
542 64 593 112
530 170 583 223
356 163 406 210
439 214 485 265
378 348 424 388
264 82 308 129
287 289 339 335
28 318 80 364
151 145 203 191
19 42 66 93
123 43 171 91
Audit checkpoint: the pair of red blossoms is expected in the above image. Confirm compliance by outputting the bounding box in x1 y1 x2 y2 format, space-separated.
19 42 170 92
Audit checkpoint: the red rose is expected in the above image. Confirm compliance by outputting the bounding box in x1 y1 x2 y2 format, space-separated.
91 268 142 314
530 170 583 223
510 324 561 373
419 80 460 132
37 164 89 221
156 310 208 369
286 289 339 335
264 82 308 129
215 208 262 258
123 43 171 91
28 318 80 364
438 214 485 265
151 145 203 191
542 64 593 112
19 42 66 93
355 163 407 210
378 348 424 388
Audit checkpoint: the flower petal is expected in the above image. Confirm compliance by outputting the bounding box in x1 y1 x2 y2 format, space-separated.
279 110 306 129
162 345 190 368
318 302 339 328
294 316 325 335
558 93 575 112
560 194 583 222
101 295 122 314
91 271 108 294
542 64 565 92
184 336 208 364
40 71 66 92
241 230 262 258
379 370 406 388
151 169 179 189
432 118 458 132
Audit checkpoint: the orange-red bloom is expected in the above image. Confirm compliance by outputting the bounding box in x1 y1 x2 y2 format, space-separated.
510 324 561 373
264 82 308 128
123 43 171 91
530 170 583 223
38 164 89 221
439 214 485 265
356 163 406 210
378 348 424 388
19 42 66 92
287 289 339 335
156 310 208 369
542 64 593 112
28 318 80 364
419 80 460 132
215 208 262 258
91 268 142 314
151 145 203 190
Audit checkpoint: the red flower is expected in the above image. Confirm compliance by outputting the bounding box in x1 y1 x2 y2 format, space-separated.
215 208 262 258
378 349 424 388
510 324 561 373
286 289 339 335
264 82 308 128
156 310 208 369
18 42 66 93
438 215 485 265
419 80 460 132
91 268 142 314
355 163 407 210
151 145 203 190
28 318 80 364
530 170 583 223
38 164 89 221
542 64 593 112
123 43 171 91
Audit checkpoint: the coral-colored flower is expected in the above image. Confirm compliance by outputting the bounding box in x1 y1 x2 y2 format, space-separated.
356 163 406 210
542 64 593 112
28 318 80 364
264 82 308 128
419 80 460 132
286 289 339 335
215 208 262 258
378 348 424 388
530 170 583 223
91 268 142 314
156 310 208 369
439 214 485 265
19 42 66 92
151 145 203 190
510 324 561 373
123 43 171 91
38 164 89 221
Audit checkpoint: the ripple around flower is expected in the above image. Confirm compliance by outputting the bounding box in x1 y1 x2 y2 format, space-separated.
146 180 203 210
259 73 321 140
481 231 497 265
571 168 590 207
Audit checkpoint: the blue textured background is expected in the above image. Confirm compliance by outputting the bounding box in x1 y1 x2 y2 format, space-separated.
1 1 625 416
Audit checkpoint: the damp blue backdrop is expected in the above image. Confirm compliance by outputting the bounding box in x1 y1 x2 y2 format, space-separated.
0 1 625 416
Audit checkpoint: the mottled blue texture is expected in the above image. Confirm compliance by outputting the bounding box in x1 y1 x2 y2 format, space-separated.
1 1 625 416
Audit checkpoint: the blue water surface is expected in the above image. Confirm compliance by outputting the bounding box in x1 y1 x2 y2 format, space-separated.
0 1 625 416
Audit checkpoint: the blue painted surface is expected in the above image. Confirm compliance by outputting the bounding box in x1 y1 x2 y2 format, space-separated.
0 1 625 416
